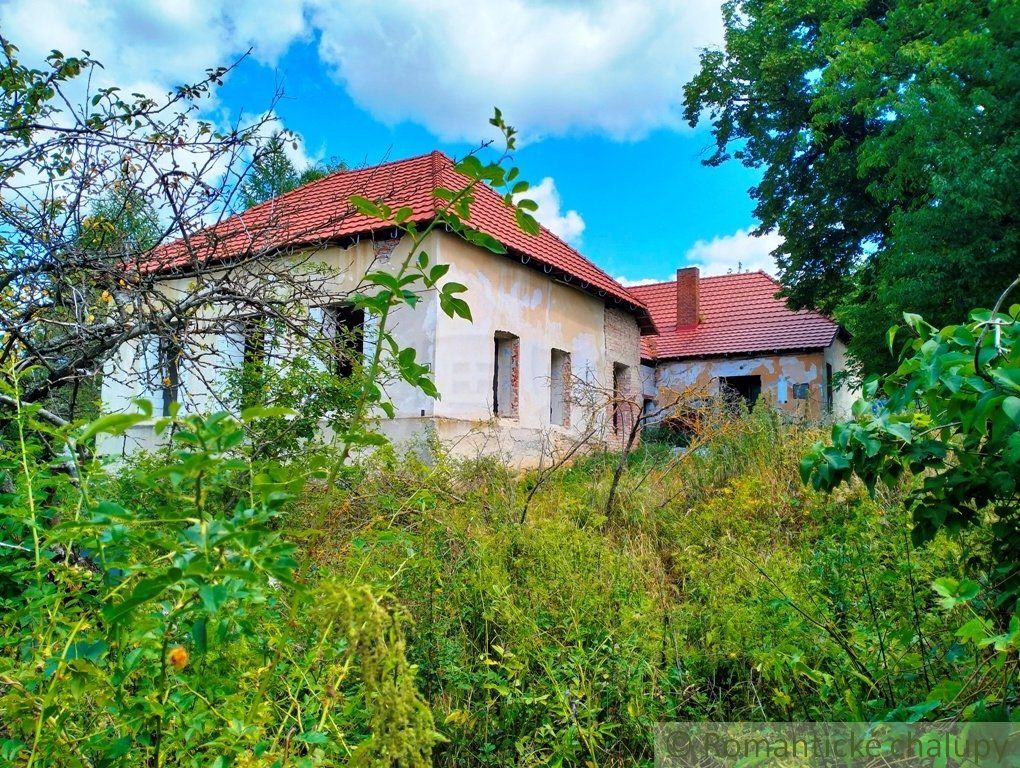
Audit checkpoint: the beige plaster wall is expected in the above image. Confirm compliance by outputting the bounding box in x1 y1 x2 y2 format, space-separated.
100 236 438 454
100 230 644 467
653 350 830 421
429 231 642 466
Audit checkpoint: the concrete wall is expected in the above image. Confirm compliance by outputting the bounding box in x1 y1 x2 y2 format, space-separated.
824 337 855 419
651 346 851 422
428 232 641 466
100 230 644 467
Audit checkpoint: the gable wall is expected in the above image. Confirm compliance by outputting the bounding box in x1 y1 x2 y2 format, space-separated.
651 349 832 420
430 231 642 464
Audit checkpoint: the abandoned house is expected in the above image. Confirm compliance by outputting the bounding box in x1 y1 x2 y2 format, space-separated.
100 152 852 466
101 151 655 466
629 268 853 421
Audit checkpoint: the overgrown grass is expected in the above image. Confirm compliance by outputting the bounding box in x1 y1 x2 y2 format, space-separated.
282 408 1003 765
5 405 1004 766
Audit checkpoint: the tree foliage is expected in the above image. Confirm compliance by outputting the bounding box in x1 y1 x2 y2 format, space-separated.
0 36 292 414
803 276 1020 603
684 0 1020 372
239 132 347 209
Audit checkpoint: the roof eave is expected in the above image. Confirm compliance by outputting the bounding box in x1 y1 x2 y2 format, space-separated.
648 344 835 363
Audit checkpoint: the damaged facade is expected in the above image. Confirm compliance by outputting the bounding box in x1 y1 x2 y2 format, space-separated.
101 152 852 467
629 268 854 421
101 151 652 467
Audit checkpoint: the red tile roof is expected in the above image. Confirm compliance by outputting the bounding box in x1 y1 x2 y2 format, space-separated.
144 150 653 331
628 271 840 360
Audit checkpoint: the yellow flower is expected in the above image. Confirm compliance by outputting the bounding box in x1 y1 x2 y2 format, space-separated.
168 646 188 670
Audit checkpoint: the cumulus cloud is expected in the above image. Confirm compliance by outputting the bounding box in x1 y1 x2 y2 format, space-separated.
309 0 724 141
613 229 782 287
0 0 308 102
614 276 665 287
684 228 783 277
256 111 323 172
518 177 585 245
0 0 724 143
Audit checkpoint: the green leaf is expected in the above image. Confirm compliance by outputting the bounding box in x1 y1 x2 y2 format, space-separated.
191 617 208 654
1 741 25 761
104 570 181 624
989 367 1020 394
79 412 148 441
199 583 229 613
463 228 506 254
442 281 468 296
882 420 913 443
428 263 450 283
955 617 991 644
885 325 899 354
1003 396 1020 424
514 208 541 236
932 577 981 610
348 195 388 220
240 405 296 421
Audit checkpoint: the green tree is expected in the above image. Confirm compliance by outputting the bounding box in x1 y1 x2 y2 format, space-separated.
239 132 347 208
802 276 1020 602
684 0 1020 374
78 187 162 256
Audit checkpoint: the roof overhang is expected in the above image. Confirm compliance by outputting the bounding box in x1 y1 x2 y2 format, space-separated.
142 220 659 334
649 345 834 364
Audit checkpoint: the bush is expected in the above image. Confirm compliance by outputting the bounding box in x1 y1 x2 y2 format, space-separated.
0 403 438 767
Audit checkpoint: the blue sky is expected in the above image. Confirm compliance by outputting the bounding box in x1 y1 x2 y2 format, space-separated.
1 0 775 283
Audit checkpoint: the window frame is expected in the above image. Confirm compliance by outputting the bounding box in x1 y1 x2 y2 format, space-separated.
493 331 520 419
549 348 571 427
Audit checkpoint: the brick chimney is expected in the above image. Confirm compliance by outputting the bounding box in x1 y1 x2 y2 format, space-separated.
676 266 700 328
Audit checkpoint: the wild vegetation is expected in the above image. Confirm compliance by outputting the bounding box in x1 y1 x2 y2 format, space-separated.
2 14 1019 768
3 388 1016 765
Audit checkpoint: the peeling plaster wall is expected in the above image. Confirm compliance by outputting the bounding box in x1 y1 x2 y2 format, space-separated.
653 350 831 420
604 307 642 448
430 231 641 466
100 236 439 456
100 230 645 467
824 337 855 419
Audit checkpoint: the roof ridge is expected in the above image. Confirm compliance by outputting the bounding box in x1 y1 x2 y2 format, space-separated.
627 270 779 293
442 161 648 310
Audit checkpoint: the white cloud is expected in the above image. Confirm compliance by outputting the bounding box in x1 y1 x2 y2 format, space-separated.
613 229 781 287
0 0 724 143
684 228 782 277
518 177 585 244
256 111 323 172
0 0 308 102
615 276 663 287
309 0 723 141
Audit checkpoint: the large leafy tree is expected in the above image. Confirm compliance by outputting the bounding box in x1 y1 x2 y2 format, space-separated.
684 0 1020 373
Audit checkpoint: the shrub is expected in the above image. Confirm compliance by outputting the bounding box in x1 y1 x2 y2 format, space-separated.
0 401 438 767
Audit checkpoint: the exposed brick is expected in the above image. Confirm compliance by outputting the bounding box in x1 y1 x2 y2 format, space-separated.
372 237 400 261
604 307 641 447
675 266 699 328
494 332 519 419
